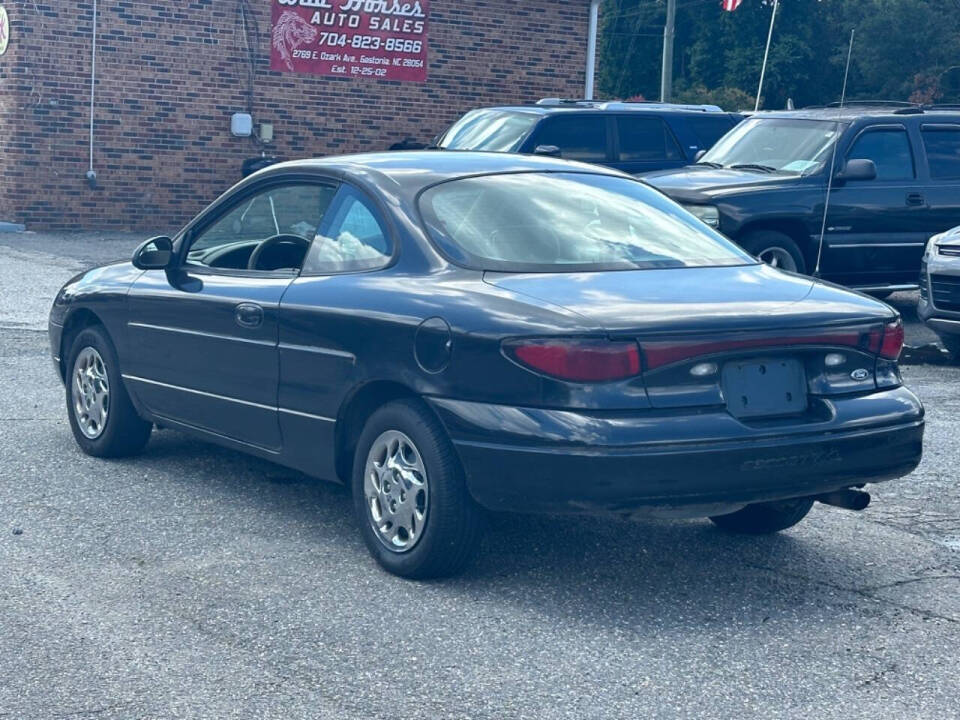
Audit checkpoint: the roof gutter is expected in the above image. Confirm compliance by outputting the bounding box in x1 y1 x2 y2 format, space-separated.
585 0 600 100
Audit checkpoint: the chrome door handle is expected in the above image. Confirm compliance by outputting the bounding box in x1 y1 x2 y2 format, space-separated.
235 302 264 328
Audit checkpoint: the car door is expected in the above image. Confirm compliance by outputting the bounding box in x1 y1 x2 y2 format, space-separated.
276 184 395 479
124 179 338 450
524 114 612 166
820 124 928 287
919 123 960 239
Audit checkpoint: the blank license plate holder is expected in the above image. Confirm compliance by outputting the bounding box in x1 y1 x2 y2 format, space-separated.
721 358 807 419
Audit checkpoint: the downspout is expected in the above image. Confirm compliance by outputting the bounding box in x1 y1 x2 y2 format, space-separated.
584 0 600 100
85 0 98 188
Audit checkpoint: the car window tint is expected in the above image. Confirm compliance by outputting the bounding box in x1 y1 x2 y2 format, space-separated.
847 129 915 180
302 187 391 274
921 127 960 179
533 116 607 162
685 116 736 149
186 184 336 271
616 116 682 161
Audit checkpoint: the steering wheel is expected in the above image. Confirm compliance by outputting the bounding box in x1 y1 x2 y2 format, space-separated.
247 234 310 271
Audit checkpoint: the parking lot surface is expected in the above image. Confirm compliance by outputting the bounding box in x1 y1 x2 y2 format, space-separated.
1 234 958 719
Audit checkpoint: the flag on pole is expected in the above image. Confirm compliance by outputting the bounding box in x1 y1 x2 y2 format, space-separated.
722 0 744 10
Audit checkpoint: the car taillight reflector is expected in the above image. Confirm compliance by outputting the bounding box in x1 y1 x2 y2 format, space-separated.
508 339 641 382
879 319 904 360
642 328 883 371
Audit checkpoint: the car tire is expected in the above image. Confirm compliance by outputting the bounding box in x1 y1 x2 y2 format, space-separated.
740 230 807 275
66 326 152 457
352 398 484 579
709 497 814 534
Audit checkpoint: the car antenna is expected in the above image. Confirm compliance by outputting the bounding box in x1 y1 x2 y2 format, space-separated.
814 28 856 278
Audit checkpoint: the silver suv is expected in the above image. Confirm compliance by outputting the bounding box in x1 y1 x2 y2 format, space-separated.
919 225 960 360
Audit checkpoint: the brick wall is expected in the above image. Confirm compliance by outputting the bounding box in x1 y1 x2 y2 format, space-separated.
0 1 590 231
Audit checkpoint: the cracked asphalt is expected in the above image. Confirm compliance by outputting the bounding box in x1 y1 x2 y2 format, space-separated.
1 233 959 719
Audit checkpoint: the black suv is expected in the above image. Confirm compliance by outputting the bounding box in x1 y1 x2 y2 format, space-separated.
433 99 743 174
644 102 960 291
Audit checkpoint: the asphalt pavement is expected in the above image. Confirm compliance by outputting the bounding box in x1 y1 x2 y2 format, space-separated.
1 233 958 719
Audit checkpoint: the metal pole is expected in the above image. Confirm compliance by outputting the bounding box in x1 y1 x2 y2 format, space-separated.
660 0 676 102
86 0 98 186
815 29 856 276
585 0 600 100
754 0 778 112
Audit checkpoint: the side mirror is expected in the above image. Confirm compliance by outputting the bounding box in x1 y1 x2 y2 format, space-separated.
533 144 561 157
132 236 174 270
694 149 707 162
836 158 877 182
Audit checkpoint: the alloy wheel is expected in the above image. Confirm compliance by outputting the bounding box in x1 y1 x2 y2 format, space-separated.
364 430 429 553
756 246 798 272
72 346 110 439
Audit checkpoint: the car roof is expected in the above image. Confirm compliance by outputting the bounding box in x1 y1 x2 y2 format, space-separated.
749 105 960 122
259 151 629 194
472 102 730 117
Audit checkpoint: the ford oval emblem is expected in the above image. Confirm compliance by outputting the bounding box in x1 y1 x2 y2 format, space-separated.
851 368 870 381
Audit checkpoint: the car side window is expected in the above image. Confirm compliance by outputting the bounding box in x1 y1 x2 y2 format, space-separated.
186 183 337 271
532 116 608 162
846 128 915 181
302 186 392 274
685 116 737 150
921 126 960 179
616 116 683 161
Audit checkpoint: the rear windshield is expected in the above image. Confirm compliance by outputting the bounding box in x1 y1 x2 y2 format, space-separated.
418 172 754 273
437 110 539 152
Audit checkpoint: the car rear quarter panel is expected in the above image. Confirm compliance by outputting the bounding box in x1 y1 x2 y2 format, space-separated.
276 266 601 479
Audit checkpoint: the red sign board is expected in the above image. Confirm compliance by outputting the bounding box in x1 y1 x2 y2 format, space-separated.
271 0 429 82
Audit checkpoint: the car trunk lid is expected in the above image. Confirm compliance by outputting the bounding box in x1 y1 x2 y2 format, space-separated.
485 264 897 413
483 264 891 335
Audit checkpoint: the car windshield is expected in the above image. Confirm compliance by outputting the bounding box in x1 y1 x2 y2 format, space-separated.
437 110 539 152
700 117 841 175
418 172 755 272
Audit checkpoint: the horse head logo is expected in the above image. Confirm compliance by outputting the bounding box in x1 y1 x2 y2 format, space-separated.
0 8 10 57
272 10 318 72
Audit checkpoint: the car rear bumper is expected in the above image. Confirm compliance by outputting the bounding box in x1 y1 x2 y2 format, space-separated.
427 388 924 515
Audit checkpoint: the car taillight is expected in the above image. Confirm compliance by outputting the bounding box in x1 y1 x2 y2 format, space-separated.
879 319 904 360
641 329 873 371
506 339 641 382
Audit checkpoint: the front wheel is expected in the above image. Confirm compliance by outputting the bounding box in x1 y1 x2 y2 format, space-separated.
709 498 814 534
352 398 484 579
740 230 807 275
66 326 152 457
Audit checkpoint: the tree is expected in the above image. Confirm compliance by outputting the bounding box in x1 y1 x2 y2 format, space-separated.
598 0 960 110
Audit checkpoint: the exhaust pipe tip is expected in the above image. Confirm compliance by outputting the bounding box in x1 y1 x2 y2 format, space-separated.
817 488 871 511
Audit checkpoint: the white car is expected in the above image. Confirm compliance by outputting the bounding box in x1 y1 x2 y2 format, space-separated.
919 226 960 361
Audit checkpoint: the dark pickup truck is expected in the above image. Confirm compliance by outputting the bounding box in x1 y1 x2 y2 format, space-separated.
644 103 960 292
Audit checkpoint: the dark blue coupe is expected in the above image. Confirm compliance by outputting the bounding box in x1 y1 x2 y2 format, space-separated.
49 152 924 578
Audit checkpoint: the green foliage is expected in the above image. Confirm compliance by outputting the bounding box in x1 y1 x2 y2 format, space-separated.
598 0 960 111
